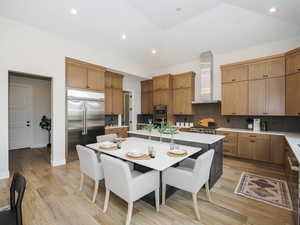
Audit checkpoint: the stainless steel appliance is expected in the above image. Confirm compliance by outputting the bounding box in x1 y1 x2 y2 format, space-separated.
67 90 105 158
153 105 167 126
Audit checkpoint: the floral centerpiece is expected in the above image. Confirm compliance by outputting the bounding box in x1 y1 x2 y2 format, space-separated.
157 122 167 142
145 122 156 140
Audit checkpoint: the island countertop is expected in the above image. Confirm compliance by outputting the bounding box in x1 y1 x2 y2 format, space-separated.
128 130 225 145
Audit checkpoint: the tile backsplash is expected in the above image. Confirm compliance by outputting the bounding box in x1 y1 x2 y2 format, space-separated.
105 115 118 126
189 103 300 132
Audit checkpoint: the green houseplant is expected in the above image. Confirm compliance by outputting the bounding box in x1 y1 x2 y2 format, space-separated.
145 122 156 140
39 115 51 147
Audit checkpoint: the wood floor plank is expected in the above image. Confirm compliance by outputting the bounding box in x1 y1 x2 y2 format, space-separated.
0 148 294 225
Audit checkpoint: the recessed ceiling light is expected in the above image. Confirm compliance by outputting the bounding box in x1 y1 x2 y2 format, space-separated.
121 33 127 40
176 8 182 12
151 49 157 55
269 7 277 13
70 8 78 15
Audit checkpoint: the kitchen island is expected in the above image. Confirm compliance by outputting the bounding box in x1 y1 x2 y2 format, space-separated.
128 130 225 189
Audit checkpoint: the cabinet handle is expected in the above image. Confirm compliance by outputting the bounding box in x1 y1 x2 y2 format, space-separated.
263 74 268 78
298 113 300 115
250 140 256 143
232 112 236 115
232 79 236 82
249 135 256 138
297 68 300 72
263 112 268 115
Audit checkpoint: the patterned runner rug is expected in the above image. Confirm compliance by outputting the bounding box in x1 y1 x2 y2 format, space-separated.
234 172 293 211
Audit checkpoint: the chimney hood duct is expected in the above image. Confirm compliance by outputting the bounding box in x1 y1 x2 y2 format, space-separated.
192 51 219 104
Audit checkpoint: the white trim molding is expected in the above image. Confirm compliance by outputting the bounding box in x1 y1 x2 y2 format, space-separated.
51 159 66 167
0 170 10 180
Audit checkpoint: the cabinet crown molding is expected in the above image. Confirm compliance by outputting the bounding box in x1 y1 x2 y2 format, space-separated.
66 57 106 72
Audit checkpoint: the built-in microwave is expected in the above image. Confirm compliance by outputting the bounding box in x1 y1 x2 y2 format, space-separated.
153 105 167 126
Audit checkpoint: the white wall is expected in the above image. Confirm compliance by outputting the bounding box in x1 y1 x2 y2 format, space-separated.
149 36 300 101
9 75 51 148
0 16 146 179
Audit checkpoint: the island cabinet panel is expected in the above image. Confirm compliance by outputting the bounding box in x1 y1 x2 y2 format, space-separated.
249 57 285 80
286 50 300 75
270 135 285 164
221 81 248 115
66 63 88 89
286 73 300 116
221 65 248 83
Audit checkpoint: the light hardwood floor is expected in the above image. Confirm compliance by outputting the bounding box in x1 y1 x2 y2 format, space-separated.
0 148 294 225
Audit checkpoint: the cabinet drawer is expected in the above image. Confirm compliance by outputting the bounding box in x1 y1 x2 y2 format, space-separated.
238 132 269 140
217 131 237 138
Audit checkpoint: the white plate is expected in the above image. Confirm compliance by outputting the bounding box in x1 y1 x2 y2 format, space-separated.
127 151 144 157
99 141 116 148
169 149 187 155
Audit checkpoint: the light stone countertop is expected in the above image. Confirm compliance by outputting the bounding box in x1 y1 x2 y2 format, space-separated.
216 127 300 162
128 129 224 145
105 125 128 130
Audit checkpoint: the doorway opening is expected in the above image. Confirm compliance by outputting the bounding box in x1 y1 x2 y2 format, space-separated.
123 91 133 131
8 71 52 171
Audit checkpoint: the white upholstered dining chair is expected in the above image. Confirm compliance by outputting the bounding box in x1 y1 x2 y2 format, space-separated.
76 145 104 203
96 134 117 143
100 154 160 225
162 149 215 221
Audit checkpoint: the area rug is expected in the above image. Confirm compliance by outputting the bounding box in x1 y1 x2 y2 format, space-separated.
234 172 293 211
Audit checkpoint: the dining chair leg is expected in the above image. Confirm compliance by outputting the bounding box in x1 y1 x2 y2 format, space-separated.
103 189 110 213
79 173 84 191
125 202 133 225
92 180 99 203
205 181 211 202
192 192 201 221
162 183 166 205
155 188 160 212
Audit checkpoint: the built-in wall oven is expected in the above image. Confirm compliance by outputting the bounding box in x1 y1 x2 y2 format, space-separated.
285 144 299 225
153 105 167 126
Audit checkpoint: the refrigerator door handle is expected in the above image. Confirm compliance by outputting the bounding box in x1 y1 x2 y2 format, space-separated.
82 107 86 135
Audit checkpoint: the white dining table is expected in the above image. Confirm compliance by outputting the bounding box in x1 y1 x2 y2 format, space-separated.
86 137 203 171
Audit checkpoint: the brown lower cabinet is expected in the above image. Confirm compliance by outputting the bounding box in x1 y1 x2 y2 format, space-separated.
105 127 128 138
217 130 285 164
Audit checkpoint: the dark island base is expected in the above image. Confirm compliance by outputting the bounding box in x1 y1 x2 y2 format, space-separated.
130 133 223 207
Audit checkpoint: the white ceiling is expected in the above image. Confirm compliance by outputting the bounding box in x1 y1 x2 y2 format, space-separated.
1 0 300 74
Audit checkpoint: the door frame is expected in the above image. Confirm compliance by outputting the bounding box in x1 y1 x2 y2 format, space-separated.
8 71 53 163
8 82 34 150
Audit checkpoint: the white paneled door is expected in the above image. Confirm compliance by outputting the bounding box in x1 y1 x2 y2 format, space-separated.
9 83 33 150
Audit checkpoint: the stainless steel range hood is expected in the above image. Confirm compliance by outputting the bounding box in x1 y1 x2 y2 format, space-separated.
192 51 219 104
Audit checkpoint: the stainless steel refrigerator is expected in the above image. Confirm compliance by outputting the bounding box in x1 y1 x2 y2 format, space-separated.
67 89 105 159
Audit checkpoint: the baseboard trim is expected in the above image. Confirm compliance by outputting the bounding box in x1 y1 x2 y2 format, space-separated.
31 144 48 149
51 159 66 167
0 170 10 180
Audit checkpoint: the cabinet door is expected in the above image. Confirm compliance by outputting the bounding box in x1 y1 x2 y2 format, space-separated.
238 137 252 159
105 88 113 114
249 79 266 115
266 77 285 115
267 57 285 78
148 92 153 114
112 89 123 114
66 63 88 89
253 138 270 162
286 73 300 116
235 81 249 115
111 73 123 89
173 88 193 115
153 90 161 106
160 90 170 106
286 52 300 75
173 73 194 89
270 135 285 164
249 61 268 80
105 72 112 88
87 69 105 91
221 83 235 115
141 92 149 114
222 65 248 83
153 75 171 90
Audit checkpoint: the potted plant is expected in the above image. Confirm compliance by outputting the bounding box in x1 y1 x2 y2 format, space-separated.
145 122 156 140
39 115 51 147
157 122 167 143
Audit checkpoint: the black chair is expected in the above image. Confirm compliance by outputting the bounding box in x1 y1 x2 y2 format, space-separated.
0 173 26 225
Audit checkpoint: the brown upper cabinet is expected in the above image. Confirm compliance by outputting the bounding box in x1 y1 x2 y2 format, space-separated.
221 65 248 83
141 80 153 114
286 48 300 75
249 77 285 115
249 57 285 80
153 74 172 91
286 72 300 116
221 81 248 115
105 71 123 115
172 72 195 115
66 57 105 92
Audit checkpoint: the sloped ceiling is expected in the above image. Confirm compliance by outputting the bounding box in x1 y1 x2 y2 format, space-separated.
0 0 300 75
